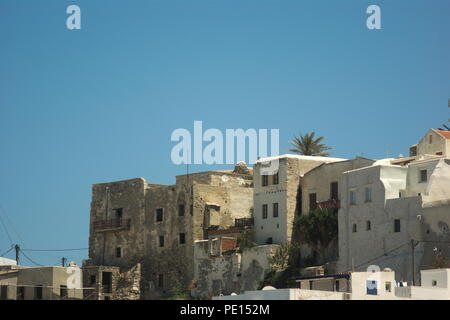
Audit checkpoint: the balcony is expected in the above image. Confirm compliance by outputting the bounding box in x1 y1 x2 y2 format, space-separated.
234 218 254 228
317 199 340 210
93 218 130 233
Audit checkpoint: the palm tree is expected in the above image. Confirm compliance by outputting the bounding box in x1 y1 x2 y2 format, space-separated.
288 132 332 156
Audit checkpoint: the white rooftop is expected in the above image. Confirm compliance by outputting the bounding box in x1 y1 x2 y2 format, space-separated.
255 154 347 164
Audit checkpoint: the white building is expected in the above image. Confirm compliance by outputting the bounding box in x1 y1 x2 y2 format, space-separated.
337 156 450 282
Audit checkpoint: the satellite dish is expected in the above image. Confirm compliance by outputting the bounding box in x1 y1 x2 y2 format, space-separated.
231 293 237 296
262 286 276 291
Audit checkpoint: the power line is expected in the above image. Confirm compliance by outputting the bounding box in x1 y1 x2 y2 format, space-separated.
22 248 88 252
20 249 44 267
0 245 15 257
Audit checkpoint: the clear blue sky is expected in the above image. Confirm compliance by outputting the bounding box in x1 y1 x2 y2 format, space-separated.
0 0 448 266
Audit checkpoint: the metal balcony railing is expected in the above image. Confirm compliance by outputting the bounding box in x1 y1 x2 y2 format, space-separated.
93 218 130 232
317 199 341 210
234 218 254 228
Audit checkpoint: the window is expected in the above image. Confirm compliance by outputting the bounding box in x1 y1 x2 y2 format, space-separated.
17 287 25 300
262 175 269 187
114 208 123 220
116 247 122 258
352 223 357 233
272 173 279 185
0 285 7 300
385 282 391 292
178 204 185 217
432 280 437 287
90 275 96 285
419 169 427 183
366 280 378 295
60 285 68 299
262 204 268 219
179 233 186 244
366 220 371 231
394 219 401 233
309 193 317 211
156 208 164 222
365 187 372 202
159 235 165 247
158 274 164 288
330 182 338 200
35 285 43 300
335 280 340 292
102 272 112 294
349 190 356 205
273 203 279 218
266 237 273 244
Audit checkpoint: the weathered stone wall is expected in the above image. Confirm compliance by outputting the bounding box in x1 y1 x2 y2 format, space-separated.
191 241 278 299
88 166 254 299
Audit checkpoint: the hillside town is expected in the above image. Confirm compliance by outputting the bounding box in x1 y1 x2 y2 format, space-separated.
1 126 450 300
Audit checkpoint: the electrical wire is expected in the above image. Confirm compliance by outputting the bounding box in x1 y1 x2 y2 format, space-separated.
22 248 88 252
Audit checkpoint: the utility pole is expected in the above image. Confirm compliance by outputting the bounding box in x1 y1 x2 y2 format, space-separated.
61 257 67 267
14 244 20 265
411 239 419 286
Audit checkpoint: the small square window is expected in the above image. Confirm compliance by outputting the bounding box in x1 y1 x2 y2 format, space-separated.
156 208 164 222
114 208 123 219
159 236 165 247
432 280 437 286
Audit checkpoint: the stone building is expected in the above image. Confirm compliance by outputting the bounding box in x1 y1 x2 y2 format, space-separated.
87 164 254 298
409 129 450 157
253 154 346 245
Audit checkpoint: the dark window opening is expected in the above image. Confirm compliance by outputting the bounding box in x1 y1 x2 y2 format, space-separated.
272 173 279 185
178 204 185 217
366 220 371 231
335 280 340 292
420 170 427 183
102 272 112 294
262 175 269 187
262 204 268 219
90 275 96 285
0 285 7 300
35 285 43 300
159 235 165 247
114 208 123 220
352 224 357 233
266 237 273 244
330 182 338 200
394 219 401 233
17 287 25 300
116 247 122 258
273 203 279 218
156 208 164 222
60 285 68 299
179 233 186 244
309 193 317 211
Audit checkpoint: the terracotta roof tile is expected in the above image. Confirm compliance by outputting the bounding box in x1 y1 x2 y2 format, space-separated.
435 130 450 139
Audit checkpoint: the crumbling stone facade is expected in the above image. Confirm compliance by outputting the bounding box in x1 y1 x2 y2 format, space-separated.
88 165 253 299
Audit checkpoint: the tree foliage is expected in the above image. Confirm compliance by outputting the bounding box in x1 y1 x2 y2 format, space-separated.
288 132 332 156
293 208 338 260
